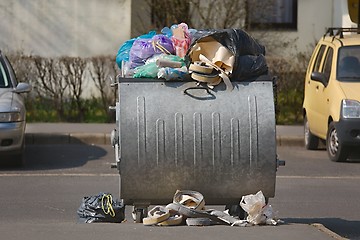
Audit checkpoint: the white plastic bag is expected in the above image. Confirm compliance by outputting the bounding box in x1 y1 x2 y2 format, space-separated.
240 191 280 225
240 191 266 225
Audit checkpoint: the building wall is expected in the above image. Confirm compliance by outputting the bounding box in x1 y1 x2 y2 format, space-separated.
0 0 356 58
279 0 355 55
0 0 131 57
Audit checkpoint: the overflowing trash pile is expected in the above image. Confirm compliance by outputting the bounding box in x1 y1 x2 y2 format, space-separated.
141 190 281 227
116 23 268 88
77 190 282 226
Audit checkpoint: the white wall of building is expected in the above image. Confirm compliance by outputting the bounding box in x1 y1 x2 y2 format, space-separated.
0 0 357 58
281 0 356 55
333 0 357 28
0 0 131 57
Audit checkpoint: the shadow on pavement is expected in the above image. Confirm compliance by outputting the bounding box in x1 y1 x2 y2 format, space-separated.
284 218 360 239
0 141 110 170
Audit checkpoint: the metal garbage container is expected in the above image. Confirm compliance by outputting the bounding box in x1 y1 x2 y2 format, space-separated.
111 75 278 221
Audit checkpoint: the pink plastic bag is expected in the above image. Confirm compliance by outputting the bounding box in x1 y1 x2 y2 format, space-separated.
171 23 191 58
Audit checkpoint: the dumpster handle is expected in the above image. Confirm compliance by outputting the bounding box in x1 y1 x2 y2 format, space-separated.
183 87 215 100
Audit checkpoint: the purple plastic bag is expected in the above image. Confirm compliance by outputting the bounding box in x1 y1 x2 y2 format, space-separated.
129 38 155 67
152 35 174 55
129 34 174 68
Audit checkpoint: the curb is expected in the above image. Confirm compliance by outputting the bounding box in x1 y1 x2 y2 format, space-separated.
312 223 348 240
25 133 304 147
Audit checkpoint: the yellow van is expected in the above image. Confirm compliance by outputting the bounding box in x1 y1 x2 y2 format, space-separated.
303 28 360 162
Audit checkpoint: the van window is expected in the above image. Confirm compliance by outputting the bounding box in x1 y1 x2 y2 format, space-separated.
322 47 333 84
313 45 326 73
337 46 360 82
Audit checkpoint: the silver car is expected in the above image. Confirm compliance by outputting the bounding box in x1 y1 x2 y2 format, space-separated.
0 51 32 166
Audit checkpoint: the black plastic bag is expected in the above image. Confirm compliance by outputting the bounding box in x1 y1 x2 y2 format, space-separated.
187 29 268 80
77 192 125 223
233 54 268 80
190 29 265 56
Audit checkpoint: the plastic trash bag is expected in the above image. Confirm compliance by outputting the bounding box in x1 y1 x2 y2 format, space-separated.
233 54 268 79
129 34 174 68
77 192 125 223
158 66 188 80
172 23 191 58
186 29 268 80
133 62 159 78
240 191 281 225
189 29 265 56
129 38 156 68
116 31 156 68
134 54 186 79
152 34 175 55
152 54 185 69
161 26 173 38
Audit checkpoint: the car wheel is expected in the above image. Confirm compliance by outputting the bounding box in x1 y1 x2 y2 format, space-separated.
326 122 348 162
304 115 319 150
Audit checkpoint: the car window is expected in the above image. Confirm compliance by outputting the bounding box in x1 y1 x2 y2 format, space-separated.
322 47 333 84
312 45 326 73
0 58 10 88
337 46 360 82
4 56 17 87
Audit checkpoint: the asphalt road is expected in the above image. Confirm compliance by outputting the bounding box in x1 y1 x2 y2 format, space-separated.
0 144 359 240
275 146 360 239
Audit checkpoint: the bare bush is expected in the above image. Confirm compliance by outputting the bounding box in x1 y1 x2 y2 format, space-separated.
58 57 88 122
32 56 69 121
7 53 117 122
267 53 311 124
89 55 118 122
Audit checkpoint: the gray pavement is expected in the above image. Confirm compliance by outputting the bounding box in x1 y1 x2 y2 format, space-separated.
25 123 114 145
25 123 304 146
22 123 345 240
0 222 342 240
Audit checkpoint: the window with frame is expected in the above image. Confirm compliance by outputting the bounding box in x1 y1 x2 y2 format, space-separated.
322 47 333 84
0 59 9 88
312 45 326 73
337 46 360 81
247 0 298 30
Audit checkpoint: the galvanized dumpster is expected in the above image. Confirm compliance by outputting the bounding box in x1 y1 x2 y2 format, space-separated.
111 75 277 220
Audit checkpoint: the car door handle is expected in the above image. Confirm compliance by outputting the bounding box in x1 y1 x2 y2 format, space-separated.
316 85 319 90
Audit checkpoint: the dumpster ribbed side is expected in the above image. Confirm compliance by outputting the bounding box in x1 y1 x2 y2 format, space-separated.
174 113 184 166
119 80 276 204
248 95 259 169
230 118 240 166
212 112 221 167
136 96 146 166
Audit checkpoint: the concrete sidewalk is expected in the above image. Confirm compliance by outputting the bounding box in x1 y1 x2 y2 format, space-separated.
25 123 304 146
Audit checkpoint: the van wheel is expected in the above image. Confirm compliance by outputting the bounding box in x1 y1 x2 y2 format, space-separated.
304 115 319 150
326 122 348 162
